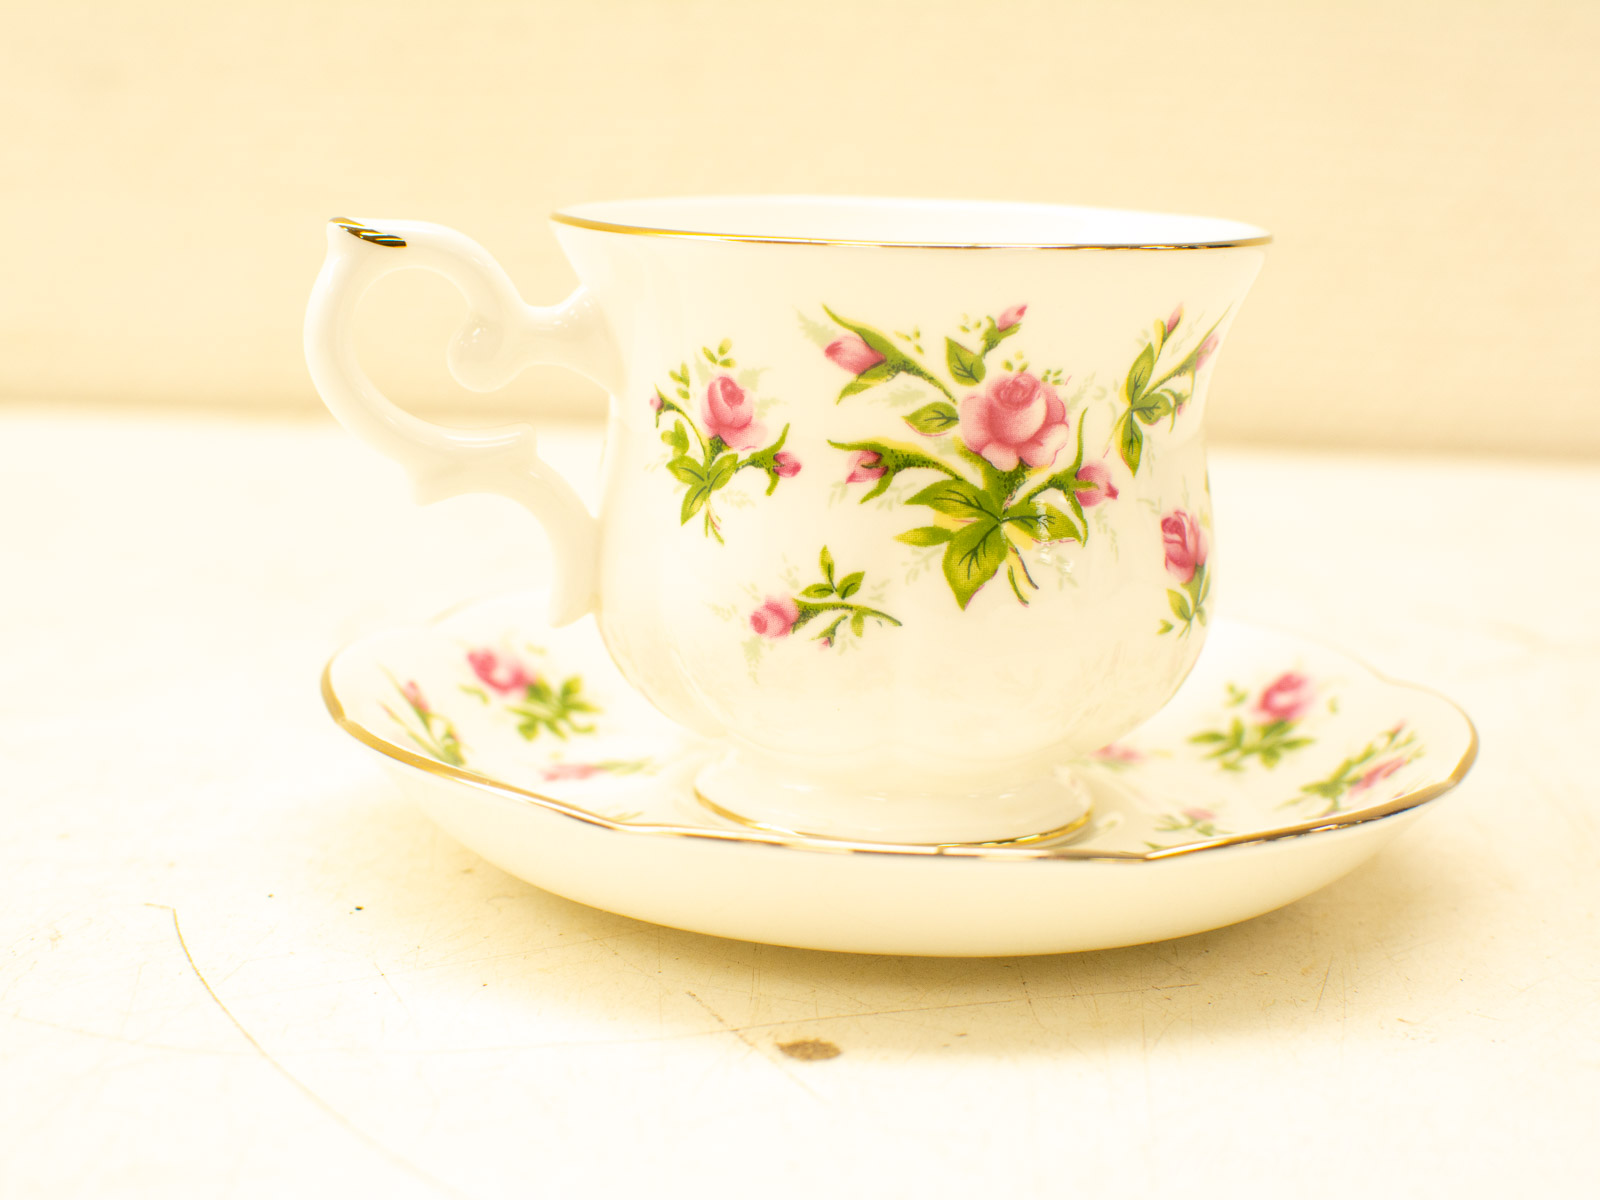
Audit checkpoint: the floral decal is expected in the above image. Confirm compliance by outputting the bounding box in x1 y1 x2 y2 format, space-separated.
1189 673 1317 770
1157 508 1211 636
383 678 465 767
749 547 901 648
1113 305 1224 475
820 304 1112 609
1147 807 1227 849
652 341 797 542
1289 723 1423 816
464 647 598 741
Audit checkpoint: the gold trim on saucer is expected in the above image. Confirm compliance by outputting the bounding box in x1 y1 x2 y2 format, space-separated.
692 788 1094 849
548 210 1272 252
320 625 1478 865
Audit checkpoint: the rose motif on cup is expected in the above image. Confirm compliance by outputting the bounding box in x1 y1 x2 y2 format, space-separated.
653 341 798 543
1158 508 1212 637
748 547 900 649
1114 307 1227 475
817 304 1120 611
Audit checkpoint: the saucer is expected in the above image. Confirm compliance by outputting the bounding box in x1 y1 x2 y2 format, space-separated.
321 594 1477 956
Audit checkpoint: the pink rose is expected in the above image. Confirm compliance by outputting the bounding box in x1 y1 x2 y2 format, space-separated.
1166 305 1183 335
1351 757 1405 794
773 451 801 478
1196 333 1219 370
648 392 663 412
1161 510 1207 583
401 680 428 712
996 303 1027 331
824 334 886 375
846 450 886 483
1075 462 1119 507
1254 671 1314 723
958 372 1071 471
541 762 600 782
702 375 766 450
749 596 800 639
467 648 532 695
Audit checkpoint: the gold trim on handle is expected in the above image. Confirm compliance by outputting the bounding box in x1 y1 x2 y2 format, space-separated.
549 210 1272 251
320 646 1476 865
331 216 407 248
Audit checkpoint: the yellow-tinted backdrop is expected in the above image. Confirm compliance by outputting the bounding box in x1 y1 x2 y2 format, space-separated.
2 0 1595 455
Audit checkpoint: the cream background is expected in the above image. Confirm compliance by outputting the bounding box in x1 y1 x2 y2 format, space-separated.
2 0 1597 455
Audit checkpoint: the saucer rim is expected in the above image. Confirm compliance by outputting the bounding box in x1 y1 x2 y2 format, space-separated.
320 606 1479 865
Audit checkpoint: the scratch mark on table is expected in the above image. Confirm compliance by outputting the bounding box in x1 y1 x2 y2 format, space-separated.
1314 958 1333 1013
684 990 821 1101
145 903 472 1200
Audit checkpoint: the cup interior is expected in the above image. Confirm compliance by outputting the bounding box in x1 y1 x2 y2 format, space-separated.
552 195 1269 249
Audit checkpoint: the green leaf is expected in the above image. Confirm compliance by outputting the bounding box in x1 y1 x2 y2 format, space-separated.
837 360 894 401
1132 390 1175 426
942 518 1008 610
945 337 985 387
800 584 834 600
717 338 731 355
661 424 689 455
706 453 738 491
1118 415 1144 475
680 482 711 524
896 525 956 546
908 478 997 520
1168 590 1193 621
1125 341 1155 401
851 610 866 636
1189 731 1230 744
819 546 835 586
837 571 863 599
666 456 704 487
1004 500 1080 543
1157 620 1174 634
903 401 961 435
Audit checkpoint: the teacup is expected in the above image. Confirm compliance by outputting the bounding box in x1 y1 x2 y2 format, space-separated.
305 197 1267 844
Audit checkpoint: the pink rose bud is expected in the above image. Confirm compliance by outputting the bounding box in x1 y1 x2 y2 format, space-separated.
1352 757 1405 793
1254 671 1315 723
1074 462 1120 507
1092 743 1142 764
648 392 664 411
701 375 767 450
996 303 1027 331
1166 305 1183 335
1182 807 1215 822
824 333 886 375
846 450 886 483
958 372 1071 471
1160 509 1207 583
818 637 832 649
1196 333 1219 370
748 596 801 639
467 648 533 696
541 762 601 781
401 681 428 713
772 451 801 478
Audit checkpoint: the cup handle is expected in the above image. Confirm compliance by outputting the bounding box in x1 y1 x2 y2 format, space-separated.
304 217 616 625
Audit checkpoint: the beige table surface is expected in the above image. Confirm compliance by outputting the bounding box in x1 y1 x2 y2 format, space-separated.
2 410 1595 1199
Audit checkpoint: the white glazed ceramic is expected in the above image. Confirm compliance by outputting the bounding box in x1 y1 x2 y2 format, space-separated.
321 593 1477 957
305 198 1269 843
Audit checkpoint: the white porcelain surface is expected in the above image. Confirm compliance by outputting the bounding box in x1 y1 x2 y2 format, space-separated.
305 199 1266 841
324 593 1476 956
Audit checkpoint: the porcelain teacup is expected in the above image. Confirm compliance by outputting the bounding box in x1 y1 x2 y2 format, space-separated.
305 196 1268 844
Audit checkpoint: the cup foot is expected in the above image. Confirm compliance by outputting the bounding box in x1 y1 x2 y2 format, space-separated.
692 752 1094 847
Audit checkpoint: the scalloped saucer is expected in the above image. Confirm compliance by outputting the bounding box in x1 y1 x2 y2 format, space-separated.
321 594 1476 956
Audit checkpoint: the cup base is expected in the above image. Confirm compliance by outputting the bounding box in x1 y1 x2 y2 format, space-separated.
692 752 1094 847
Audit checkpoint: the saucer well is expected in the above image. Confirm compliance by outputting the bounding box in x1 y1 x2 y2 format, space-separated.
321 594 1477 956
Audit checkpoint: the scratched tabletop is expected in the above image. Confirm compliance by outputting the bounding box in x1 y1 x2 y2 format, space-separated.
2 410 1595 1198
